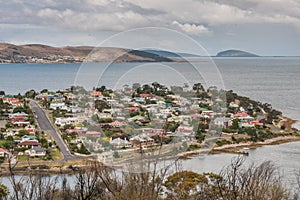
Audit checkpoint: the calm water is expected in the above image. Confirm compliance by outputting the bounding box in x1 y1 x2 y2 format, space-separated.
183 141 300 188
1 58 300 188
1 58 299 126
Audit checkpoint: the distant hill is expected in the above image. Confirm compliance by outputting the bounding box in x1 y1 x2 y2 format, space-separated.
0 43 175 63
216 49 259 57
142 49 200 58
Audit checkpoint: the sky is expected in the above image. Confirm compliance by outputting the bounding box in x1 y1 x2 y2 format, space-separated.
1 0 300 56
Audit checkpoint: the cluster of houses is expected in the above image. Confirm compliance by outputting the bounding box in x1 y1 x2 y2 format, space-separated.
39 86 265 155
44 88 210 152
0 85 268 163
0 96 47 159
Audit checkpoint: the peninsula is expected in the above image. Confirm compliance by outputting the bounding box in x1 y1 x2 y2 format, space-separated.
0 83 299 172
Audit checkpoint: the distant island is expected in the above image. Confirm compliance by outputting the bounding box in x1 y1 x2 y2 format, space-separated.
216 49 259 57
0 43 176 64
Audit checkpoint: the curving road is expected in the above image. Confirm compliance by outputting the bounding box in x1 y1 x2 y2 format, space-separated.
29 100 76 161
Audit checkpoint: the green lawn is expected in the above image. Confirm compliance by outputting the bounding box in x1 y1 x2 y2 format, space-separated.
50 148 63 160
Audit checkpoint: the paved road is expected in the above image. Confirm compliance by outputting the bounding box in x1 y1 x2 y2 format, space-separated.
29 100 76 161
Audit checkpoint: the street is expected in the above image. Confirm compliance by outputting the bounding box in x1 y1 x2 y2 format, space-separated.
29 100 76 161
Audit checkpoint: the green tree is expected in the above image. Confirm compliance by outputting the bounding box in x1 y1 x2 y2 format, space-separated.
164 171 208 199
94 100 109 112
18 130 30 137
0 184 9 199
91 114 99 122
25 89 37 99
231 118 240 130
193 83 205 94
77 143 90 155
13 106 26 113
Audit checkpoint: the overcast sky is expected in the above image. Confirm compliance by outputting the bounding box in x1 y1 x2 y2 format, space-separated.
1 0 300 56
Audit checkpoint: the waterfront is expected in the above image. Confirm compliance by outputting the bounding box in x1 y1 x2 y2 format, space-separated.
1 58 299 130
0 58 300 188
1 141 300 191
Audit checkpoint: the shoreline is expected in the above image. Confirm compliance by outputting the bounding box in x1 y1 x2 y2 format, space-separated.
2 135 300 175
211 135 300 154
1 116 299 174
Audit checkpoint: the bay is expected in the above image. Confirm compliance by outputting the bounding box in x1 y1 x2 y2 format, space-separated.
1 58 300 189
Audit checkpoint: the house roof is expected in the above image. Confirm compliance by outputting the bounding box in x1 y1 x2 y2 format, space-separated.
130 134 154 142
18 141 41 146
85 131 101 135
234 112 250 117
110 137 130 145
140 93 151 98
0 148 9 153
30 146 46 153
22 135 37 140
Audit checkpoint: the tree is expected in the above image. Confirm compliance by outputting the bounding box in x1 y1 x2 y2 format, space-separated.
132 83 141 90
193 83 205 94
25 89 37 99
231 118 240 130
164 171 209 199
13 106 26 113
91 114 99 122
18 130 30 137
77 143 90 155
0 184 9 199
40 88 48 93
96 85 106 92
94 99 109 112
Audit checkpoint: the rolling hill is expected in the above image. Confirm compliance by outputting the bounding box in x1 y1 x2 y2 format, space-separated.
0 43 175 63
216 49 259 57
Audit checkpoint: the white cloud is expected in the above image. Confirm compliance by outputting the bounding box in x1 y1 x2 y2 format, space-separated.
172 21 210 35
2 0 300 32
1 0 300 55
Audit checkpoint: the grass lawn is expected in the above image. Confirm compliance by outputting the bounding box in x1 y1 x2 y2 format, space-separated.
50 148 63 160
17 155 45 162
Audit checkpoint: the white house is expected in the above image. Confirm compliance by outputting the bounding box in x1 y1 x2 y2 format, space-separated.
110 137 131 149
9 112 28 119
55 117 84 126
50 102 67 110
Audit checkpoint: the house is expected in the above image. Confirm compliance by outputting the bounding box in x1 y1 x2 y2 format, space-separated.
2 97 19 104
234 112 250 118
214 117 231 128
21 135 37 142
130 134 155 148
239 123 255 128
11 101 24 108
250 121 264 126
18 140 41 148
25 146 46 157
91 91 102 97
85 131 101 137
98 112 112 119
25 125 35 134
177 125 194 135
110 137 131 149
50 102 67 110
140 93 151 98
55 117 84 126
9 112 28 119
0 148 11 158
109 121 124 127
